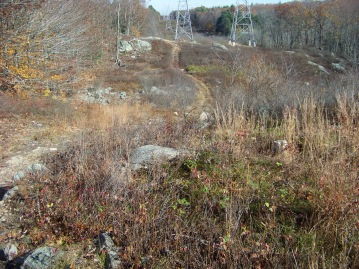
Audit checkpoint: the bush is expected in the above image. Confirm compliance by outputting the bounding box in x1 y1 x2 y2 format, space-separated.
140 68 197 111
19 90 359 268
0 92 75 118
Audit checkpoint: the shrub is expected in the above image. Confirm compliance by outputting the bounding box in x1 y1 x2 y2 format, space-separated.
140 68 197 111
19 89 359 268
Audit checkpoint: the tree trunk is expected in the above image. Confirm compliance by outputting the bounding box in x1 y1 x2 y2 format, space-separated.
116 1 122 66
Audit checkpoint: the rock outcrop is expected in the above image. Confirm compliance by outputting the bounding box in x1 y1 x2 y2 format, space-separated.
98 233 121 269
130 145 183 171
14 246 63 269
212 43 229 51
119 40 152 53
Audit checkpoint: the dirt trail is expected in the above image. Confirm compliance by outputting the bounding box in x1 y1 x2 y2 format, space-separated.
163 39 213 113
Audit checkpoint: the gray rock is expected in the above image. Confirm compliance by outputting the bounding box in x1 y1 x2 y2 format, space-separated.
132 40 152 52
13 171 26 181
258 107 269 118
119 41 133 53
98 233 121 269
273 140 288 154
199 112 211 122
2 186 19 201
318 65 329 75
99 233 115 249
212 43 229 51
3 244 18 261
79 88 113 104
19 246 63 269
149 86 167 95
308 61 329 74
25 163 48 174
130 145 182 171
118 92 127 99
13 163 48 182
308 61 318 67
119 40 151 54
103 87 112 94
331 63 345 72
199 112 213 129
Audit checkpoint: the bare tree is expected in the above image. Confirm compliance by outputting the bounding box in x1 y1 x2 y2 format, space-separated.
116 0 122 66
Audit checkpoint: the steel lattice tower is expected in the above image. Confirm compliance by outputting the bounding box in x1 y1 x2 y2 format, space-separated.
165 15 173 31
175 0 193 41
229 0 254 46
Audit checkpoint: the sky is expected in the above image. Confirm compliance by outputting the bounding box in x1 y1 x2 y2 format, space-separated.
148 0 291 15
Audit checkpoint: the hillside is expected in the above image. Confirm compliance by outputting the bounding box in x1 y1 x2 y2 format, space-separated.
0 1 358 268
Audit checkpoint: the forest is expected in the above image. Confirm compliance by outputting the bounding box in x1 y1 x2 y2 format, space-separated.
188 0 358 64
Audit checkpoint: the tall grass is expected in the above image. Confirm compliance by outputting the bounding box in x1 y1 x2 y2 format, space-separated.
18 87 358 268
13 42 358 268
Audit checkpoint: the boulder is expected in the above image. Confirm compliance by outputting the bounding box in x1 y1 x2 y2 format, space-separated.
99 233 115 249
130 145 182 171
307 61 318 66
25 163 48 174
118 91 127 99
149 86 167 95
17 246 63 269
0 244 17 261
13 171 25 181
98 233 121 269
13 163 48 182
212 43 229 51
119 40 152 53
110 91 127 99
331 63 345 72
119 41 133 53
258 107 269 118
1 186 19 201
307 61 329 75
5 244 17 261
132 40 152 52
80 88 111 104
318 65 330 75
199 112 211 122
273 140 288 154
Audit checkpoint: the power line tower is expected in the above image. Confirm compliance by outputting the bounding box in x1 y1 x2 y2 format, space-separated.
229 0 254 47
165 15 173 31
175 0 193 41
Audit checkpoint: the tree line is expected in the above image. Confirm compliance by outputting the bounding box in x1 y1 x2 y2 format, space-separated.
1 0 358 94
187 0 358 64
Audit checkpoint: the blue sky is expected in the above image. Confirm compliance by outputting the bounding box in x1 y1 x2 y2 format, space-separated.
148 0 291 15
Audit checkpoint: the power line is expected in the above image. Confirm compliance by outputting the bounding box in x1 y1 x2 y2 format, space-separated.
164 14 173 31
175 0 194 41
229 0 255 47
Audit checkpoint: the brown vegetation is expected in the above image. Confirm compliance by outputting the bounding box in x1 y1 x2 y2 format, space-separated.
3 57 355 268
1 1 358 268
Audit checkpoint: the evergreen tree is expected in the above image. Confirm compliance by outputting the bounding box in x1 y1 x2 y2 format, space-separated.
216 10 233 36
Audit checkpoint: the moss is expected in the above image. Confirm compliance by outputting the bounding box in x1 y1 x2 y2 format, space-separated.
186 65 221 74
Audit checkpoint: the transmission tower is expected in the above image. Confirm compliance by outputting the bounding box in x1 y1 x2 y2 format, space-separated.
229 0 254 47
165 15 173 31
175 0 193 41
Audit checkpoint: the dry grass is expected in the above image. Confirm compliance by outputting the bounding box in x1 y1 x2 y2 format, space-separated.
16 72 358 268
3 39 358 268
139 68 197 112
73 102 156 130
